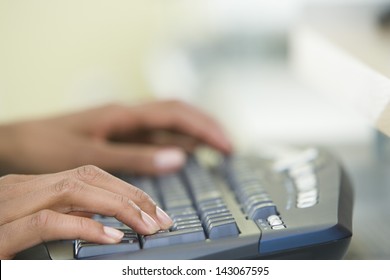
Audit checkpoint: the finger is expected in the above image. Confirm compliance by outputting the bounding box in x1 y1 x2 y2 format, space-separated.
0 174 161 235
89 142 186 175
0 210 124 260
0 165 172 234
133 100 233 154
69 212 94 218
110 130 200 153
68 165 173 229
142 131 200 153
0 174 40 185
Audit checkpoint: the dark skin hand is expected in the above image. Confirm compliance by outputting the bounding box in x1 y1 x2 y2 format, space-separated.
0 99 233 259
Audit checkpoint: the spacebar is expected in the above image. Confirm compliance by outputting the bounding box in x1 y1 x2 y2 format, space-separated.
143 228 206 249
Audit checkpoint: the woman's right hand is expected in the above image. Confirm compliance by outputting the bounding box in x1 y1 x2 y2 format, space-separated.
0 165 173 260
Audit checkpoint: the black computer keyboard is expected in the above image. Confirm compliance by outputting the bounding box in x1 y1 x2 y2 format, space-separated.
43 146 353 260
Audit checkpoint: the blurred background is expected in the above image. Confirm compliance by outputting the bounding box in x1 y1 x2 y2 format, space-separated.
0 0 386 145
0 1 384 141
1 0 390 259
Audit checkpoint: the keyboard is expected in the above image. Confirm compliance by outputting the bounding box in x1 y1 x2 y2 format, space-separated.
41 146 353 260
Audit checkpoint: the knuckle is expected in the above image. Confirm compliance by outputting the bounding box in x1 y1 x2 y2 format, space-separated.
114 194 141 212
75 165 104 183
52 178 84 196
114 194 131 208
112 194 142 219
29 210 53 230
76 217 89 233
133 188 154 204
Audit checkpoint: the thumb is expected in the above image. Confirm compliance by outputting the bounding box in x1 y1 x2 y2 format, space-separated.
89 143 187 175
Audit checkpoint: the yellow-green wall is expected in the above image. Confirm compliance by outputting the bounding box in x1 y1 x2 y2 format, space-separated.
0 1 197 122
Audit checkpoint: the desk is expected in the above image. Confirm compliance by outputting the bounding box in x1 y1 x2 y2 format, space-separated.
332 142 390 259
288 3 390 259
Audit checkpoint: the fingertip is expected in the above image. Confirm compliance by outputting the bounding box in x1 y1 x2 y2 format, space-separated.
102 226 124 243
219 140 234 155
153 148 186 172
140 211 160 234
155 207 173 229
103 226 124 243
205 127 234 155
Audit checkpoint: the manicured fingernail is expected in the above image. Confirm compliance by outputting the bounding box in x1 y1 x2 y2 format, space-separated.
103 226 124 242
156 207 173 228
154 149 186 171
141 211 160 233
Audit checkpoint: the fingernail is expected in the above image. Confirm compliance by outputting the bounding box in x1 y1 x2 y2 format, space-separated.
154 149 186 171
103 226 124 242
141 211 160 233
156 207 173 228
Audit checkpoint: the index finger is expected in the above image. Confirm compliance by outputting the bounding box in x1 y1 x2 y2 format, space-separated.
2 166 173 230
133 100 233 154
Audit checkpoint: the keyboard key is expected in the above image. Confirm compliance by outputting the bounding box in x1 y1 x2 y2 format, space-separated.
142 228 206 249
294 174 317 192
200 207 230 220
193 190 222 204
175 223 203 231
273 148 319 172
207 219 239 239
271 225 286 230
198 202 228 216
204 215 234 229
244 199 273 217
171 215 200 223
164 198 193 210
171 219 202 231
168 208 198 219
203 212 233 223
75 229 140 259
247 202 278 220
267 215 283 226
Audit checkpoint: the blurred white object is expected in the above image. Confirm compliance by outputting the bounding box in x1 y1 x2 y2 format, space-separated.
290 3 390 138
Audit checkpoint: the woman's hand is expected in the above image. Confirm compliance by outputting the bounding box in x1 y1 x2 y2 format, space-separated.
0 165 173 259
0 100 232 175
